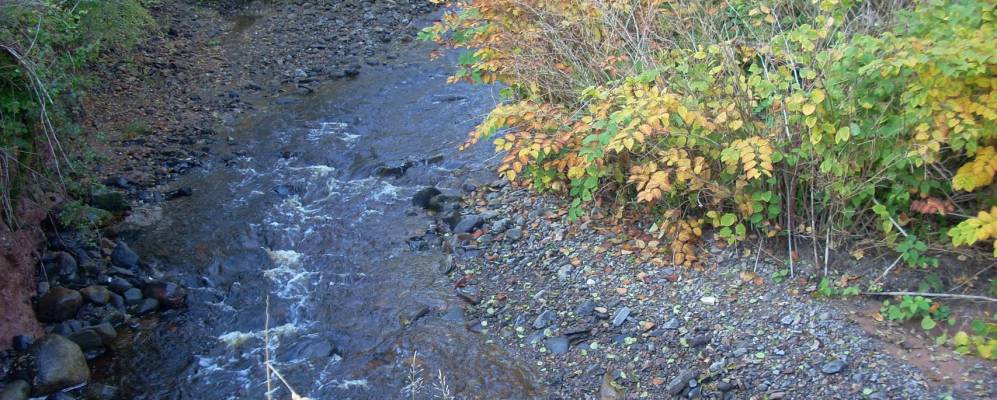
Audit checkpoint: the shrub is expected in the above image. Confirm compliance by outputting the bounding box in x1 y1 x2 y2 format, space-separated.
0 0 153 224
423 0 997 267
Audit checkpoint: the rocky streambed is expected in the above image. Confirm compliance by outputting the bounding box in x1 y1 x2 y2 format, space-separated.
2 1 995 400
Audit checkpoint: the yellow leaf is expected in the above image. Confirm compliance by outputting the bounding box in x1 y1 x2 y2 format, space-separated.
811 89 826 104
729 120 744 130
802 103 816 116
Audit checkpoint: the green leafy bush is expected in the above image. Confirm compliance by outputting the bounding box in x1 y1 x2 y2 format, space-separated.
0 0 153 223
424 0 997 267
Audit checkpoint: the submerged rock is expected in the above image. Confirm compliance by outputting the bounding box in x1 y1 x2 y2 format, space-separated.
143 281 186 309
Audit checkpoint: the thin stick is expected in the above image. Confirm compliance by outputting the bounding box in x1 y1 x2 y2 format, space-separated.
869 254 903 288
862 291 997 303
264 295 273 400
872 198 908 237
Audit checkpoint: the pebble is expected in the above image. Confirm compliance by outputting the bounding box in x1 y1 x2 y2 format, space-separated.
545 336 570 354
822 359 847 375
80 285 112 305
453 214 484 233
611 307 630 327
533 309 557 330
662 317 681 330
667 370 697 395
505 228 523 241
123 288 143 305
456 286 481 305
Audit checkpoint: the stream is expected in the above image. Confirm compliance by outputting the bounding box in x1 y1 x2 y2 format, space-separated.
98 38 541 399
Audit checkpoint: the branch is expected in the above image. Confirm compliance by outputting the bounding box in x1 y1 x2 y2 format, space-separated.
862 291 997 303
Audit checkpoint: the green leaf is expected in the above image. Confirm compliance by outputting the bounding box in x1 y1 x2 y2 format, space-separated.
720 213 737 227
921 316 936 330
835 126 851 144
953 331 970 347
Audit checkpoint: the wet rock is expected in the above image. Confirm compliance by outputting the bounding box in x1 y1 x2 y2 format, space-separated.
505 228 524 241
717 381 735 392
533 309 557 330
611 307 631 327
12 335 34 352
28 335 89 395
143 281 186 308
83 383 118 400
453 214 484 234
562 324 592 342
79 286 111 305
461 179 479 193
166 187 193 200
51 320 81 336
456 286 481 305
135 298 159 315
89 323 116 344
428 194 461 213
107 278 132 294
400 304 430 326
36 287 83 322
667 370 697 395
545 336 570 354
110 242 139 269
47 252 78 281
821 359 846 375
279 339 335 362
0 380 29 400
122 288 143 305
67 329 103 350
45 392 74 400
411 187 441 210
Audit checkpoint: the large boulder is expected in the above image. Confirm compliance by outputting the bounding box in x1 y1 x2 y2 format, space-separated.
36 288 82 323
28 335 89 395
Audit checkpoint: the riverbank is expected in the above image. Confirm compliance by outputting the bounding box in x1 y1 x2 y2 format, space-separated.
427 176 996 399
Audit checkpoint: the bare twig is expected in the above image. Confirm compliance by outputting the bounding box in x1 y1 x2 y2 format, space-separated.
862 291 997 303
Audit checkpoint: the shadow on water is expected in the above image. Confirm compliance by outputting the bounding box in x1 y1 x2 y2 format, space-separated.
97 38 542 399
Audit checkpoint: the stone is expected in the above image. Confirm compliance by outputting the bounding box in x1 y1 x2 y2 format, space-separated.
453 215 484 234
505 228 524 241
574 300 597 316
533 309 557 330
821 359 846 375
107 278 132 294
611 306 630 327
79 286 112 305
545 336 570 354
122 288 143 305
90 191 130 213
28 335 89 395
662 317 681 330
456 286 481 305
399 304 430 326
717 381 735 392
689 335 711 347
143 281 186 308
599 372 624 400
110 242 139 269
11 335 34 352
135 298 159 315
667 370 697 395
0 380 29 400
83 383 119 400
49 252 78 280
44 393 75 400
67 328 104 350
89 323 117 344
411 187 441 210
36 287 83 322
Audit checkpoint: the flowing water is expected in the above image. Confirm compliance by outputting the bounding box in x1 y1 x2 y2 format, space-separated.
99 39 541 399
